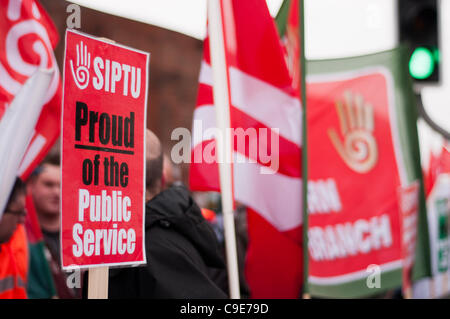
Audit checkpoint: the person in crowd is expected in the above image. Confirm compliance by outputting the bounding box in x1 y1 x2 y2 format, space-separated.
0 178 28 298
107 129 227 298
201 204 251 299
27 152 81 298
27 153 61 261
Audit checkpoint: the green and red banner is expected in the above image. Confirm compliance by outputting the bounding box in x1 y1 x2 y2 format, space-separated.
306 48 431 298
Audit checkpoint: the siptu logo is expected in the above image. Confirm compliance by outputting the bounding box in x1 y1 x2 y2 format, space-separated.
328 90 378 174
70 41 91 90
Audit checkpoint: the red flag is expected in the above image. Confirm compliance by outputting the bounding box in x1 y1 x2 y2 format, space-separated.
189 0 303 298
279 0 301 94
424 145 450 197
0 0 61 180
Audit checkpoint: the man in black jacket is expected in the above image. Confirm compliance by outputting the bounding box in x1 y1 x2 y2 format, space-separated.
108 130 227 298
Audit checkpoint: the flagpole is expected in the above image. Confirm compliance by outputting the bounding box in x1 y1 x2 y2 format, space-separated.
299 0 310 299
0 68 54 218
208 0 241 299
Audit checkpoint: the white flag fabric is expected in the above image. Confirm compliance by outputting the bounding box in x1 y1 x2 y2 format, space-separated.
0 68 54 218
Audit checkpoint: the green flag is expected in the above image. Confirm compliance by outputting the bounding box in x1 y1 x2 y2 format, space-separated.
275 0 309 296
25 193 57 298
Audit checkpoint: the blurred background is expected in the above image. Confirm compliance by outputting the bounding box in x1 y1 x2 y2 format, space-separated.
0 0 447 301
38 0 449 184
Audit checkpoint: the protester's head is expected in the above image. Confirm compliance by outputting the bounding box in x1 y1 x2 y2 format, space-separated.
0 178 26 244
163 154 173 188
146 129 163 201
27 152 60 230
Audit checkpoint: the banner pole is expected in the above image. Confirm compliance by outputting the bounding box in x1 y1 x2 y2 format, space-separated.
299 0 309 299
208 0 241 299
88 266 109 299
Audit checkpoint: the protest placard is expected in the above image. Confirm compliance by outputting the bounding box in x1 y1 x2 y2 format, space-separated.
61 30 149 272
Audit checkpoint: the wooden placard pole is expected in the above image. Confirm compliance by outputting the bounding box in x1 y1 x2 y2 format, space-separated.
86 36 115 300
88 266 109 299
404 287 412 299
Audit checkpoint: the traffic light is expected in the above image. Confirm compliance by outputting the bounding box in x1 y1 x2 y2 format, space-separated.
399 0 440 84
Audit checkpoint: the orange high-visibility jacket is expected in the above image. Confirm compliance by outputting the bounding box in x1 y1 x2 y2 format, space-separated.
0 225 28 299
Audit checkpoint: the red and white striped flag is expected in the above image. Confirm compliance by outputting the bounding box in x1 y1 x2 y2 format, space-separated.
0 0 61 180
189 0 303 298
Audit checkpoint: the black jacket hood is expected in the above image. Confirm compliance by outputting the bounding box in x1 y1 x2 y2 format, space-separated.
145 185 225 269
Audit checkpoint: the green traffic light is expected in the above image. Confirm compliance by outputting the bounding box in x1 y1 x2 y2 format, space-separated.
409 47 435 80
